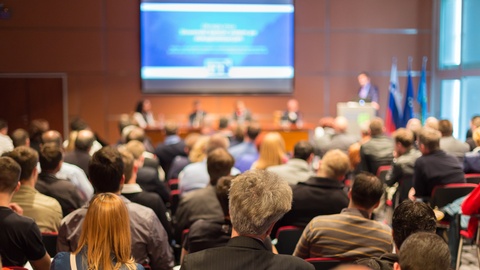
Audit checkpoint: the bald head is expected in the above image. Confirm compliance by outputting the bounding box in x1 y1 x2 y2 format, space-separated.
287 99 299 112
425 117 439 130
334 116 349 133
41 130 63 146
75 129 95 152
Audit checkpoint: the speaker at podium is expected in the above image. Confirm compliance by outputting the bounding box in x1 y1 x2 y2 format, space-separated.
337 102 376 135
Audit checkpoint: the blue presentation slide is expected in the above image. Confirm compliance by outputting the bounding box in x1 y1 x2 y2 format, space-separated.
140 3 294 80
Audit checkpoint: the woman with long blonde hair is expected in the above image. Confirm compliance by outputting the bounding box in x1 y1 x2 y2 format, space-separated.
51 193 144 270
251 132 288 170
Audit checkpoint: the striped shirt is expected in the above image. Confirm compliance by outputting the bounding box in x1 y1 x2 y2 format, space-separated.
294 208 392 259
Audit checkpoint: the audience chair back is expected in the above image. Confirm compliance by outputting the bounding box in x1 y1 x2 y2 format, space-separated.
275 226 303 255
41 231 58 257
376 165 391 183
305 257 355 270
465 174 480 184
430 183 478 209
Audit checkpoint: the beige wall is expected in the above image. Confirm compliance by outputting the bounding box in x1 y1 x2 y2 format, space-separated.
0 0 433 143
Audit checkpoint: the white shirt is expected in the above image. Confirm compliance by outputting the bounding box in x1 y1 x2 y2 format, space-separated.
0 133 14 155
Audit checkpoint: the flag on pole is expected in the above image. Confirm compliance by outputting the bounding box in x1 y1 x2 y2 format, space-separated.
403 57 415 127
417 57 428 125
385 58 403 133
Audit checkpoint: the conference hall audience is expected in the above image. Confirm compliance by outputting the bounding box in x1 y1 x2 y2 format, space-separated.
181 170 314 270
178 134 239 195
464 127 480 173
125 140 169 203
154 122 187 177
325 116 358 153
167 132 202 180
250 132 288 170
0 119 13 155
0 156 51 270
267 140 314 185
175 148 234 244
412 128 465 199
36 142 85 216
119 147 173 244
4 146 62 232
51 193 145 270
57 146 174 270
40 130 94 201
384 128 421 205
394 232 450 270
63 117 103 154
359 117 394 175
313 116 335 157
228 123 261 172
274 149 350 233
438 119 469 162
10 128 29 148
355 200 437 270
294 172 392 259
126 125 156 154
63 129 95 177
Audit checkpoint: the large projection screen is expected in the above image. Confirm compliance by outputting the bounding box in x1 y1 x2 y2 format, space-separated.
140 0 295 94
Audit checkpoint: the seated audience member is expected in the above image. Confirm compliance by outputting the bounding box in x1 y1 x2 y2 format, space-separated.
175 148 234 243
125 125 156 154
36 143 85 216
133 99 156 129
294 172 392 259
463 127 480 173
360 118 394 175
168 134 205 180
179 134 239 194
438 119 469 162
119 148 173 244
229 125 245 147
217 117 234 140
232 100 252 125
167 133 202 180
325 116 358 153
281 99 302 125
412 128 465 199
29 118 49 153
57 146 174 270
251 132 288 170
267 141 315 185
189 100 207 128
275 149 350 232
313 116 335 157
348 122 371 176
181 170 314 270
64 129 95 177
11 128 30 148
466 115 480 150
229 123 261 172
394 232 450 270
355 200 436 270
154 122 187 177
385 128 421 205
51 193 145 270
41 130 94 201
63 118 104 154
0 157 51 269
424 116 439 130
405 118 422 142
0 119 13 155
4 147 62 232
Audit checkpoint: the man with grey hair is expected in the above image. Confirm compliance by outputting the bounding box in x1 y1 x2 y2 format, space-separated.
326 116 358 153
181 170 314 270
64 129 95 177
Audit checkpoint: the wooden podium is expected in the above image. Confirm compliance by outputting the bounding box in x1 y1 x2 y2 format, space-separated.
337 102 376 135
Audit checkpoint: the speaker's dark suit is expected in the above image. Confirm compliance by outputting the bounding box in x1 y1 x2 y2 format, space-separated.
181 236 314 270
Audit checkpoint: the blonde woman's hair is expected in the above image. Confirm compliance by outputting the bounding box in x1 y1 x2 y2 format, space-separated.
188 136 209 163
75 193 136 270
254 132 286 169
320 149 350 179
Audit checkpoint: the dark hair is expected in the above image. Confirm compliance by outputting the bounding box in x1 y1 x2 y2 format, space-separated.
135 100 145 113
207 148 234 186
216 175 234 217
11 128 29 148
0 119 7 130
89 146 124 193
39 143 63 172
218 117 229 129
0 156 21 193
293 141 314 160
164 122 178 136
398 232 450 270
392 200 436 249
75 130 95 152
438 119 453 136
246 124 261 141
351 172 384 209
393 128 414 148
70 117 89 131
2 146 38 181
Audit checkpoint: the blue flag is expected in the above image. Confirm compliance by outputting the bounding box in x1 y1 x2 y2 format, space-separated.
403 60 414 127
417 57 428 124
